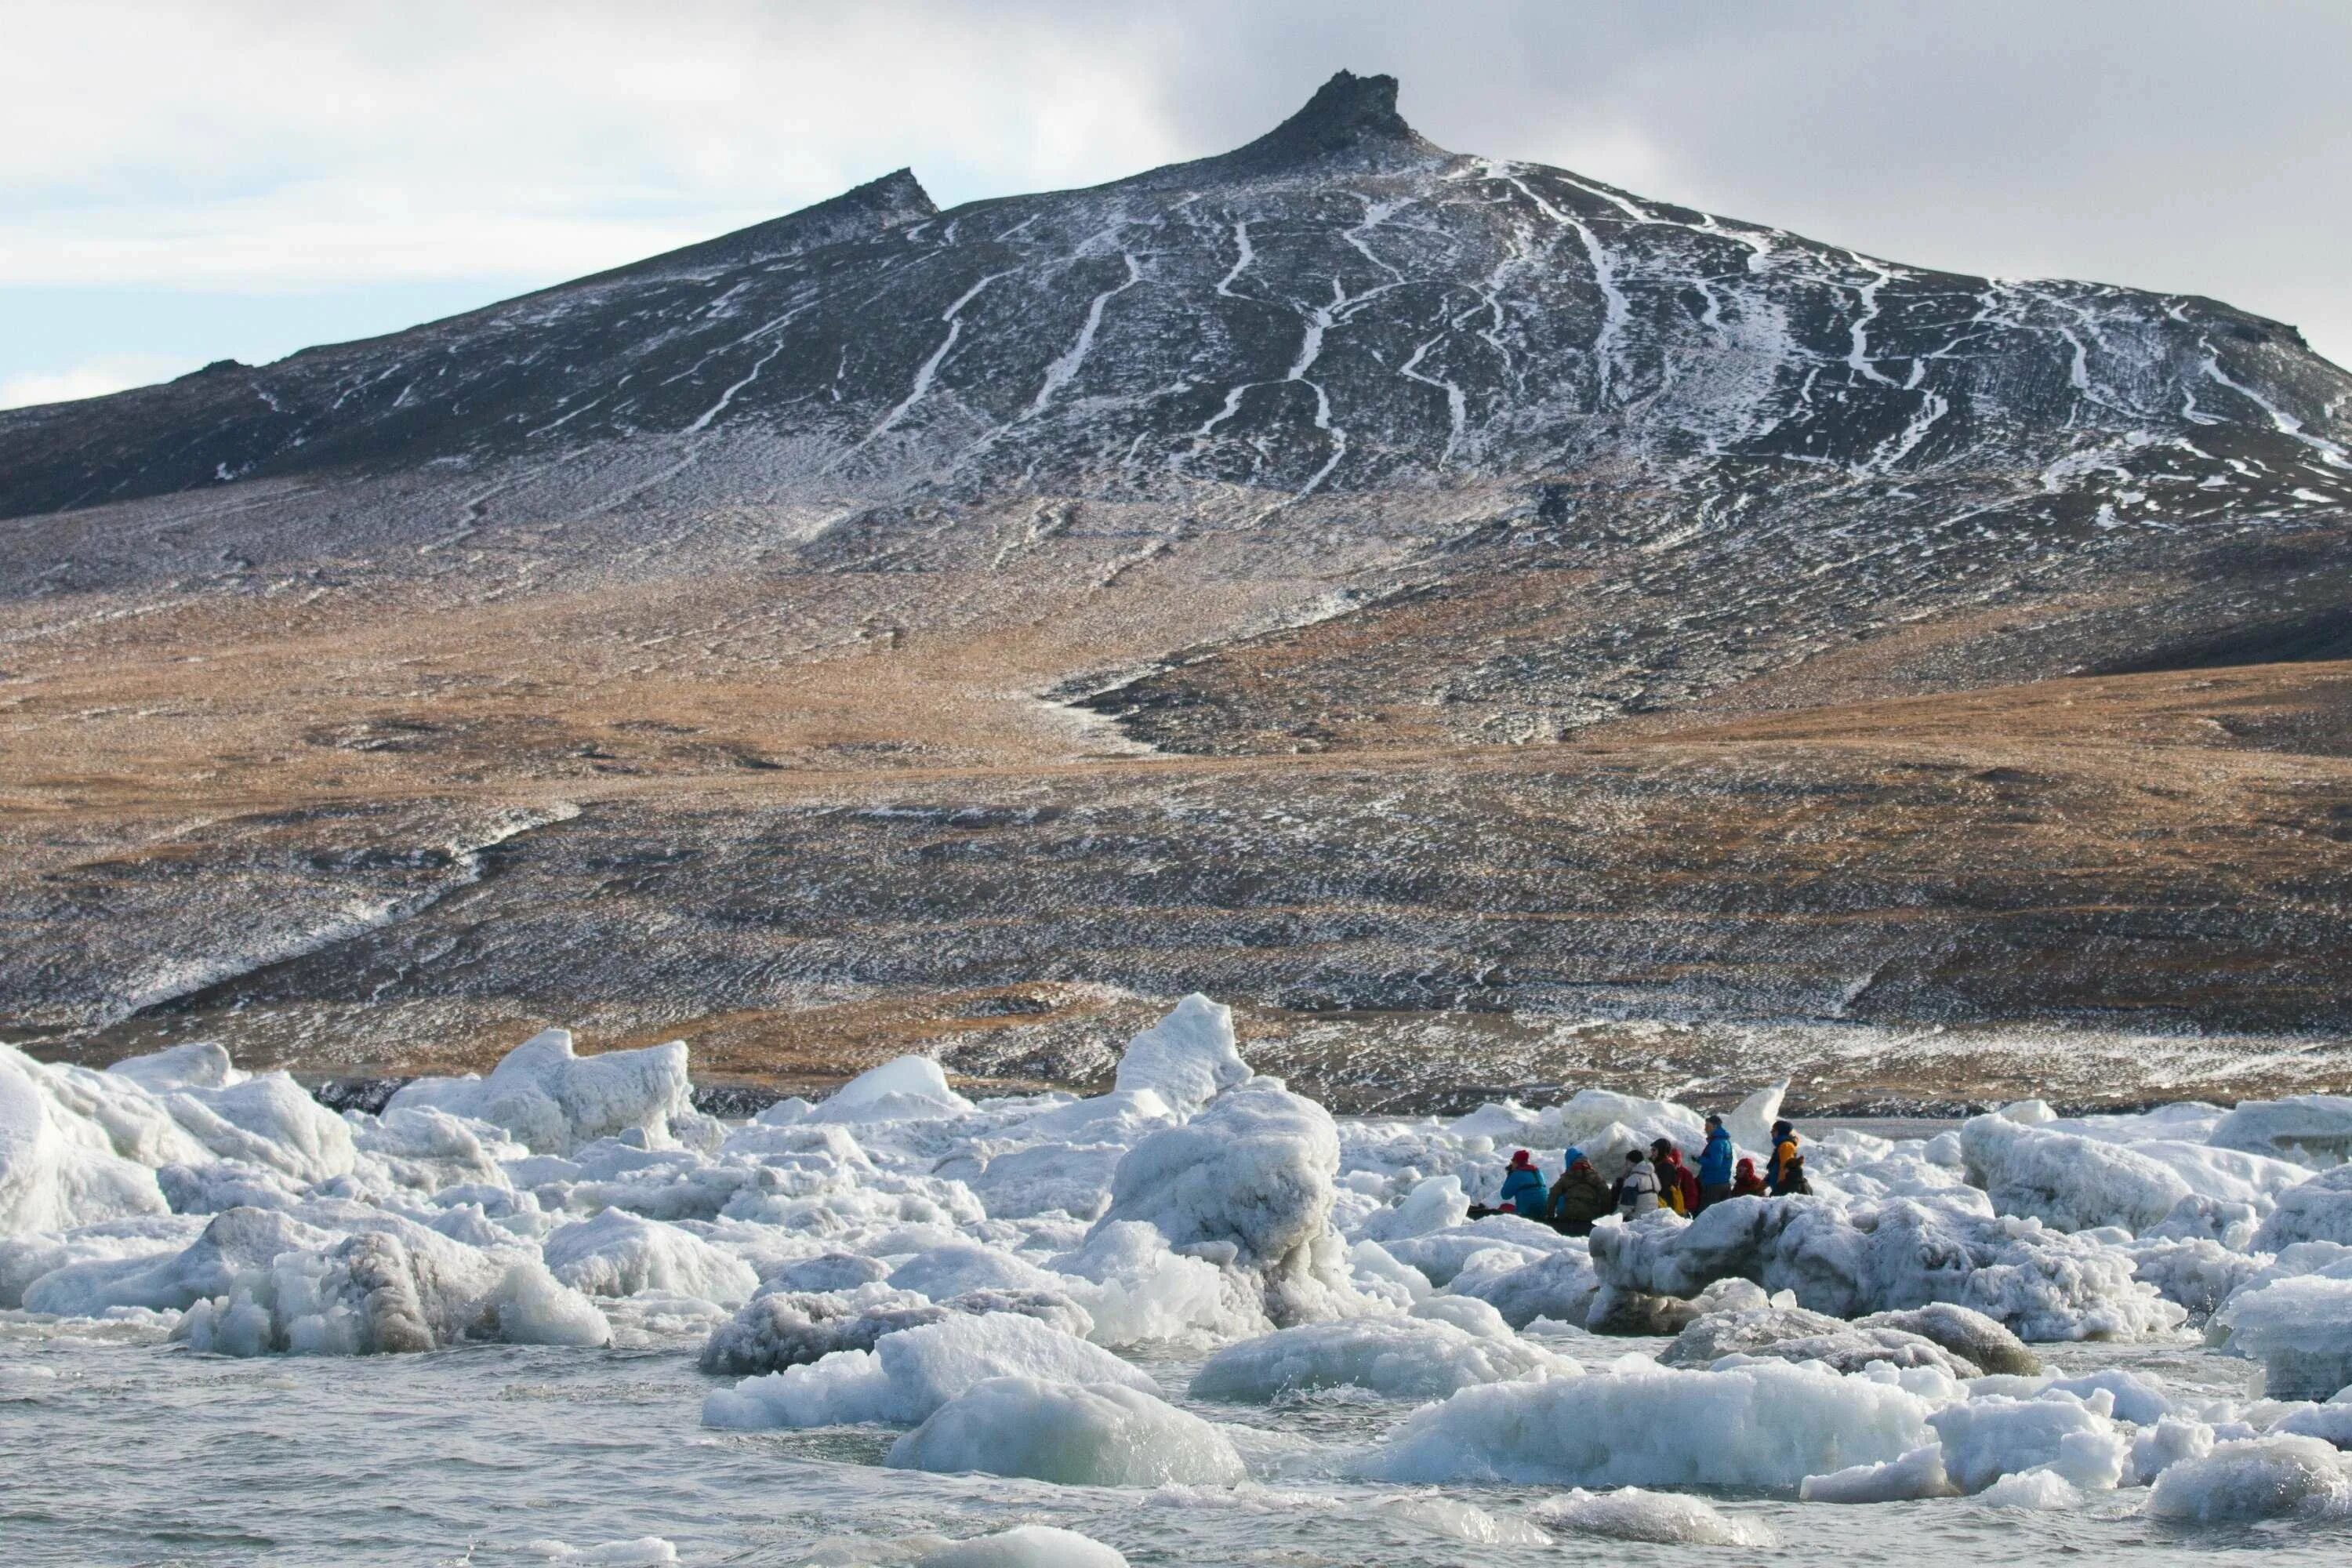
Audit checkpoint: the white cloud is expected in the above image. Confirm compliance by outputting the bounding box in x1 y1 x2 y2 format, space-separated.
0 353 191 411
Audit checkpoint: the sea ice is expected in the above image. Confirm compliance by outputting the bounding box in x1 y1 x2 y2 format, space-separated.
543 1207 758 1306
1110 993 1249 1116
2143 1435 2352 1519
390 1029 692 1155
885 1375 1247 1486
910 1526 1127 1568
1372 1358 1930 1489
1530 1486 1776 1545
1090 1077 1353 1324
1189 1315 1570 1401
702 1309 1155 1428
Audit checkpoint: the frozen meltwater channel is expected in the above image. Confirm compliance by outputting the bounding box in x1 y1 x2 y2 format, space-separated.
5 1003 2352 1565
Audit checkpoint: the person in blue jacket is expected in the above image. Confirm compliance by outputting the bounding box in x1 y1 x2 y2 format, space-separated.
1497 1149 1546 1216
1695 1113 1736 1212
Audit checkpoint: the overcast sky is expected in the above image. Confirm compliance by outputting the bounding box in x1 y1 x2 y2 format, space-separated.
5 0 2347 409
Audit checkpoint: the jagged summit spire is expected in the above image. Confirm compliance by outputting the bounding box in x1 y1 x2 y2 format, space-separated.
1250 71 1424 161
1131 70 1450 187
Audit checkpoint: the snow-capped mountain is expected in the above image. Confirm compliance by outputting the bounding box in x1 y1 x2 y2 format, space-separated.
6 71 2345 528
6 74 2352 1095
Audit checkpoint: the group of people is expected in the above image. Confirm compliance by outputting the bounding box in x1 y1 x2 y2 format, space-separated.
1487 1116 1811 1236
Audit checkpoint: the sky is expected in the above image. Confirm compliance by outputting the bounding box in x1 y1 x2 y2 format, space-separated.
5 0 2348 409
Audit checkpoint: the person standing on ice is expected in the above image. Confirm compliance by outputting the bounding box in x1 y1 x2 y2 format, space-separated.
1695 1114 1735 1211
1650 1138 1699 1216
1766 1120 1809 1195
1497 1149 1547 1216
1731 1156 1768 1197
1546 1149 1613 1235
1612 1149 1662 1217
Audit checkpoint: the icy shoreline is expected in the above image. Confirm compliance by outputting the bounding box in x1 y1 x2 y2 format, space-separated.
6 996 2352 1563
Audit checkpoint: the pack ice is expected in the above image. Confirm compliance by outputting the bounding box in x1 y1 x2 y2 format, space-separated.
7 993 2352 1523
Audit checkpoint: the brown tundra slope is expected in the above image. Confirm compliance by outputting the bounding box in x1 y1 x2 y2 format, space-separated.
5 74 2352 1109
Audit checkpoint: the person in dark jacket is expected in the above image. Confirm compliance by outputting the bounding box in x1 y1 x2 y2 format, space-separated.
1547 1150 1613 1236
1650 1138 1700 1217
1695 1114 1735 1212
1497 1149 1547 1215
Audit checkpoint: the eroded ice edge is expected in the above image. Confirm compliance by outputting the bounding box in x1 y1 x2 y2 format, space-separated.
7 999 2352 1564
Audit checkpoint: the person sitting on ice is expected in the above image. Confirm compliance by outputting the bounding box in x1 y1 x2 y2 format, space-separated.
1766 1120 1803 1195
1731 1156 1768 1197
1497 1149 1547 1215
1695 1114 1735 1211
1650 1137 1699 1216
1612 1149 1662 1217
1546 1149 1613 1235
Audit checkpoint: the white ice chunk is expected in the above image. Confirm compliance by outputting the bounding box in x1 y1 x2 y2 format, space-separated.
1189 1316 1571 1401
1961 1115 2190 1233
389 1029 691 1155
105 1041 245 1093
1929 1391 2129 1493
1112 994 1249 1117
2210 1096 2352 1167
2144 1435 2352 1519
2256 1166 2352 1252
1371 1359 1930 1489
543 1208 757 1305
0 1046 169 1233
815 1056 974 1124
1051 1221 1263 1346
1974 1468 2082 1508
2214 1273 2352 1399
1801 1443 1959 1502
887 1375 1245 1485
702 1309 1154 1428
1090 1076 1352 1323
1589 1194 2182 1341
911 1526 1127 1568
1530 1487 1775 1545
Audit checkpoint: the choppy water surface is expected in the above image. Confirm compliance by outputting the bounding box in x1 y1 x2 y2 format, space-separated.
4 1315 2342 1567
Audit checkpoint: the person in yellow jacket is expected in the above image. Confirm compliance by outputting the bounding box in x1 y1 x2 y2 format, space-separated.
1766 1120 1809 1196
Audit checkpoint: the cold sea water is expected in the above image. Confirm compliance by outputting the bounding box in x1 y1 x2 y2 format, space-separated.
5 1312 2343 1567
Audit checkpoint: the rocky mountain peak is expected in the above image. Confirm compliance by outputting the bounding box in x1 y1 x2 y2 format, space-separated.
1153 69 1449 184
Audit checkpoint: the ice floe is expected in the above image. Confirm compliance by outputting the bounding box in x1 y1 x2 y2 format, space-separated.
9 995 2352 1540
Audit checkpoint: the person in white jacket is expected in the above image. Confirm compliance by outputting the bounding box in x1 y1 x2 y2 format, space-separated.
1612 1149 1661 1218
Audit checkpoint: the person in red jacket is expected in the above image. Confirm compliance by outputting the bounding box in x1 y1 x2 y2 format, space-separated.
1649 1138 1700 1217
1731 1156 1768 1197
